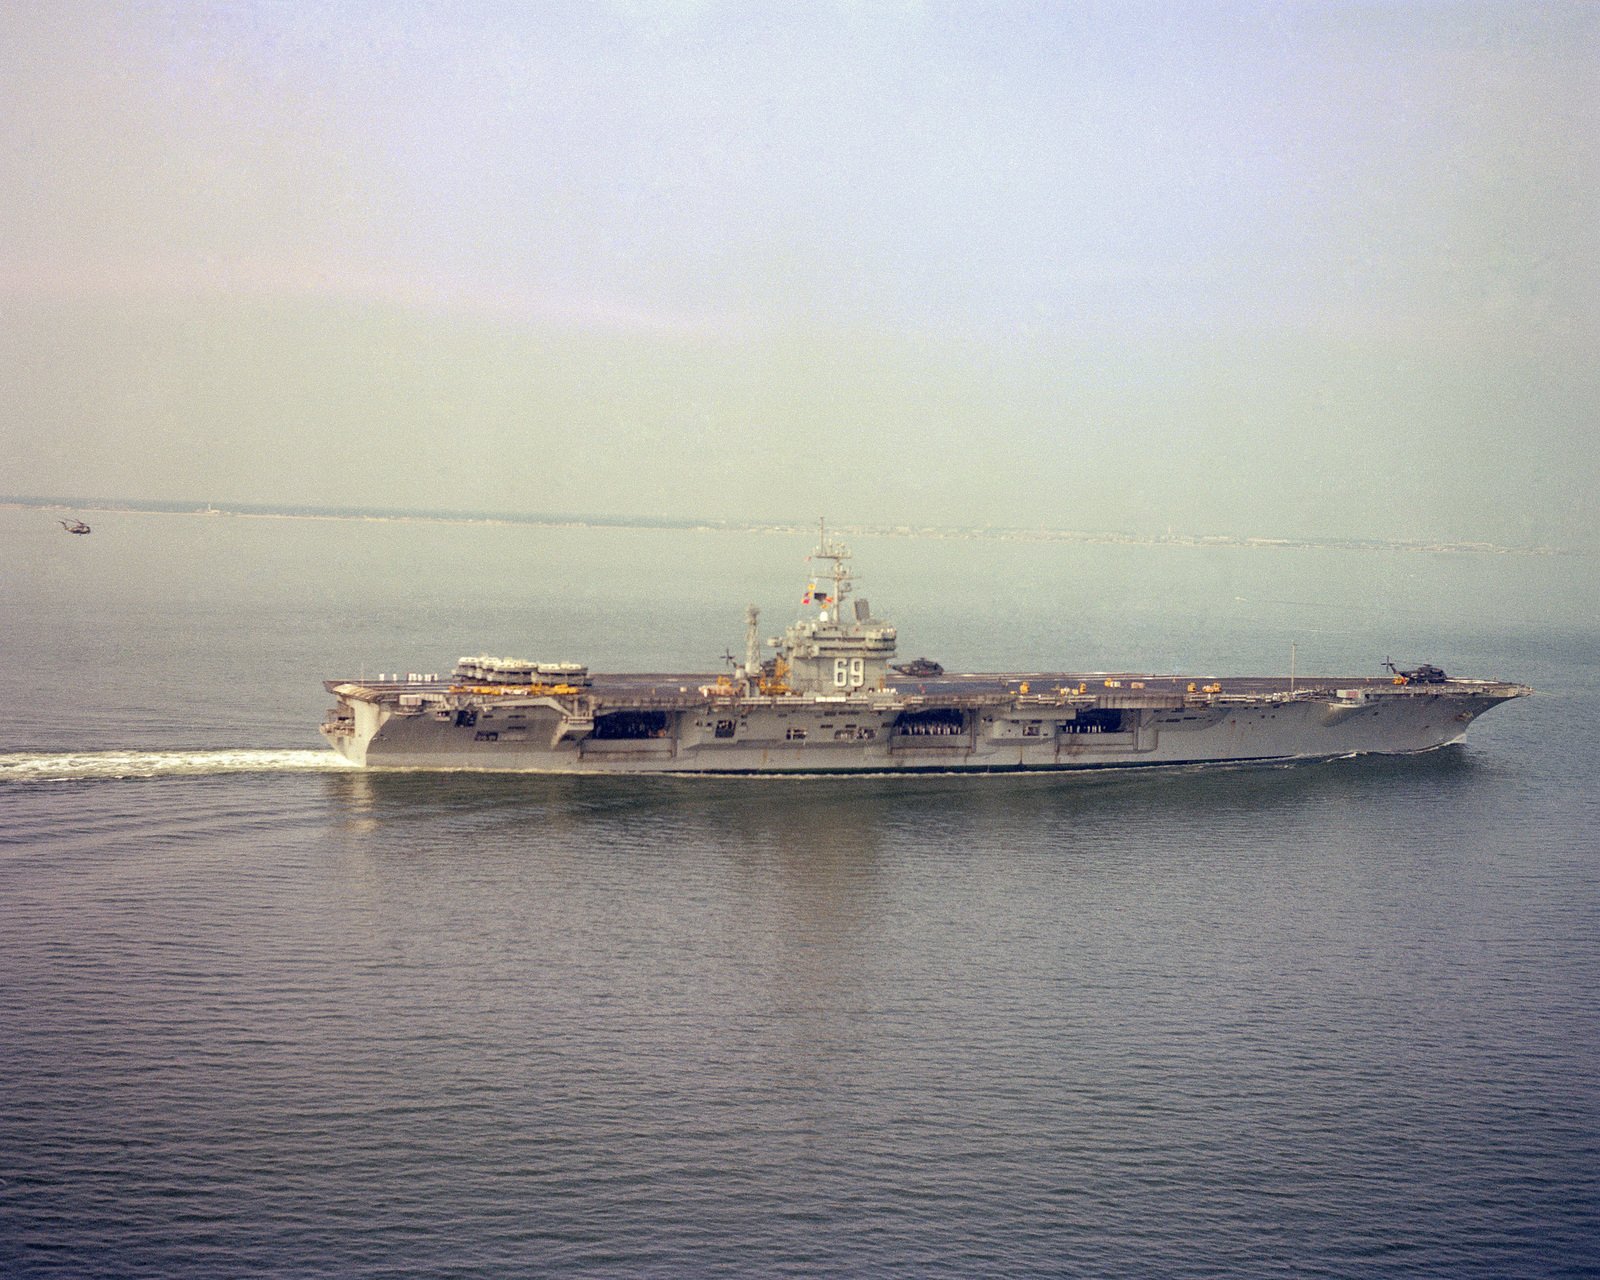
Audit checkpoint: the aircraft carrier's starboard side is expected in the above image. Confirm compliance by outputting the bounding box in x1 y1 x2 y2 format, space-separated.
320 524 1529 773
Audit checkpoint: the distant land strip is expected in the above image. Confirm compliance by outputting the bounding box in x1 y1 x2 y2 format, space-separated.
2 495 1564 557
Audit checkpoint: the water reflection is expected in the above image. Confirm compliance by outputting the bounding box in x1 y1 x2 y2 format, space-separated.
321 745 1485 856
316 747 1489 995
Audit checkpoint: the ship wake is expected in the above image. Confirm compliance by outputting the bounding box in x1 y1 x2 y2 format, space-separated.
0 749 353 784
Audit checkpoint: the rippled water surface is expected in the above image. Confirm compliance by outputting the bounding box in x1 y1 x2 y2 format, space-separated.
2 511 1597 1276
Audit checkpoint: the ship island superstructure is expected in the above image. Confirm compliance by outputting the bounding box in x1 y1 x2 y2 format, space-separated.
320 522 1529 773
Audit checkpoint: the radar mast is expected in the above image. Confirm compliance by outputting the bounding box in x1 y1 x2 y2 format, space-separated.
806 516 854 624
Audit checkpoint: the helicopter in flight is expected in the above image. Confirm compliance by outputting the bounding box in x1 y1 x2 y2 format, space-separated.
58 518 92 535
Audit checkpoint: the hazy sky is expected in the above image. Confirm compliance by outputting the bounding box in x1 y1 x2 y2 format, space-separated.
3 2 1595 546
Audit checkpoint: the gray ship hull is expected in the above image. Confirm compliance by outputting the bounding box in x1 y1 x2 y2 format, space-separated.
321 673 1526 774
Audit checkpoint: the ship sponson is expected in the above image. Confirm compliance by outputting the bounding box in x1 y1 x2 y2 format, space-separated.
319 523 1529 774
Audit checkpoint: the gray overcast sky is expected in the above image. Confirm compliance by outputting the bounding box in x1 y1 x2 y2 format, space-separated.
2 1 1595 547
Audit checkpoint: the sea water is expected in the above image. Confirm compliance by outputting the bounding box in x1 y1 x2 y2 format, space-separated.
2 508 1596 1277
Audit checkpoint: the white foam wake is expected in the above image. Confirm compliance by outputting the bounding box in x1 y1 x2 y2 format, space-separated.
0 749 353 783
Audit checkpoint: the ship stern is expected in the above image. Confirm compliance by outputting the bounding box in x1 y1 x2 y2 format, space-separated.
320 684 387 767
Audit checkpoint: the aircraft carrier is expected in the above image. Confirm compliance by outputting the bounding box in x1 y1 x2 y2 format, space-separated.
319 523 1529 774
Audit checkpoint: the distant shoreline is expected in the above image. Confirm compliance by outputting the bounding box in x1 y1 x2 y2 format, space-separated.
1 495 1564 557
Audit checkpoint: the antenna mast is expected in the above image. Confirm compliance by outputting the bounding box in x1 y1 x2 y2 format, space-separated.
809 516 852 624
